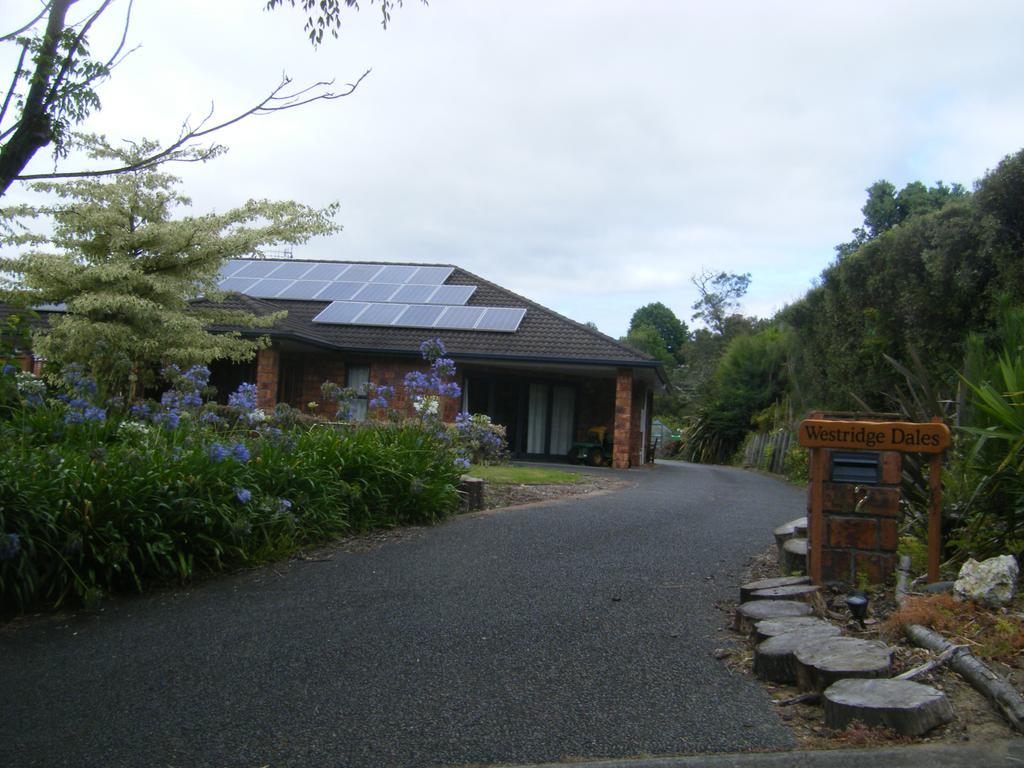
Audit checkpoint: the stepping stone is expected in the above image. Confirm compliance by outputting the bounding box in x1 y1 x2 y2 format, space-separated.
754 625 843 683
773 517 806 561
740 575 810 602
748 584 821 603
824 678 954 736
781 537 808 576
754 616 839 643
734 600 812 634
794 636 893 693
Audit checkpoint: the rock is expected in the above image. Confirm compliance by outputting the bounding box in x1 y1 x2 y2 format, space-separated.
794 636 892 693
739 575 810 602
754 626 843 683
954 555 1019 607
824 678 954 736
754 616 839 643
734 600 812 634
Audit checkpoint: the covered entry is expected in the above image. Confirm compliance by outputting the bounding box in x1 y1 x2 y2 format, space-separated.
464 374 578 460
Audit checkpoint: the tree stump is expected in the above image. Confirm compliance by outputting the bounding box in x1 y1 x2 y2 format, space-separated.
754 616 839 643
748 584 821 603
735 600 812 634
754 626 843 683
824 678 954 736
794 636 892 692
773 517 806 562
458 475 485 511
740 575 810 602
794 520 808 538
781 538 808 576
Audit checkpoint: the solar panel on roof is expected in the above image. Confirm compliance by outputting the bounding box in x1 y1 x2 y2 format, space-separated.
357 303 405 325
233 261 283 278
396 304 445 328
373 265 418 283
248 278 293 298
220 259 249 278
391 284 437 304
408 266 454 284
478 307 527 332
341 264 384 282
268 262 316 279
275 280 332 300
426 285 475 305
436 306 485 330
312 302 370 324
315 282 364 301
352 283 401 302
303 262 351 281
217 276 261 293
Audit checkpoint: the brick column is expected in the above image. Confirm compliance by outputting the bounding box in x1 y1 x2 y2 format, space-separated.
819 451 901 584
255 347 280 412
613 369 633 469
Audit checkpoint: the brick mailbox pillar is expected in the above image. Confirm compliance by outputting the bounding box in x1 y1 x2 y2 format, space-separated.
799 414 950 586
815 451 902 584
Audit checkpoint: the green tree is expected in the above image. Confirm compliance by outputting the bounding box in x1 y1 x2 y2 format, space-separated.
836 179 968 258
0 136 338 396
622 322 673 366
627 302 688 362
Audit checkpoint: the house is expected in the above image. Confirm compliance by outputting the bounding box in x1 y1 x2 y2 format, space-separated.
7 259 668 468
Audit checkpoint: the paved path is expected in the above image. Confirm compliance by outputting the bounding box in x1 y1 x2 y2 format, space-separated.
4 460 806 767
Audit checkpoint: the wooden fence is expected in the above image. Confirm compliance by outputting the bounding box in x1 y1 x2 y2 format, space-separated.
742 429 793 475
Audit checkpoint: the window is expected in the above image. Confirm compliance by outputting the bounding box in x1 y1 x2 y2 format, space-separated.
346 364 370 420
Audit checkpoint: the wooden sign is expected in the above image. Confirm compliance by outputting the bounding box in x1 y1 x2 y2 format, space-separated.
798 419 950 454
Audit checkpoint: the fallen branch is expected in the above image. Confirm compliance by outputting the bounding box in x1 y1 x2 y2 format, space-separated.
904 623 1024 734
773 692 820 707
895 645 961 681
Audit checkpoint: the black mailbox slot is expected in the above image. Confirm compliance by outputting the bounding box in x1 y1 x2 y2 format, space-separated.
830 450 881 484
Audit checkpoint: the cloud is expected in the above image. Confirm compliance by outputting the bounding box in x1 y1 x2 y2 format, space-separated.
6 0 1024 337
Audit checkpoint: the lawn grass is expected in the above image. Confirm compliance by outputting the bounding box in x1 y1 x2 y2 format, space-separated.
468 464 586 485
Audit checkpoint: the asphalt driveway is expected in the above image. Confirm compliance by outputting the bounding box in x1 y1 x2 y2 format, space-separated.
3 460 806 767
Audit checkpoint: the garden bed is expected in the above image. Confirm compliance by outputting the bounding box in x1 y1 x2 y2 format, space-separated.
718 545 1023 749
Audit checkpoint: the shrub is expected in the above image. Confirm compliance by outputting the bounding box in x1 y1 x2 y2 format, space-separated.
0 358 463 612
451 413 508 465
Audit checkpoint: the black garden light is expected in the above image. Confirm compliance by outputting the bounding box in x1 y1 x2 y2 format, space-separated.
846 590 869 625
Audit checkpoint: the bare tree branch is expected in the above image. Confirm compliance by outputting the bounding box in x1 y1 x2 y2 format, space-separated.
1 1 57 42
0 42 29 130
44 0 115 109
13 70 371 182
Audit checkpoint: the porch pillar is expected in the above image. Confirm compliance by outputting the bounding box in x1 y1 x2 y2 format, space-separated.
613 368 633 469
255 347 280 412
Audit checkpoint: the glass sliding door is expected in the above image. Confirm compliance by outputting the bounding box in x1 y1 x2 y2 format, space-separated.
527 383 549 454
549 385 575 456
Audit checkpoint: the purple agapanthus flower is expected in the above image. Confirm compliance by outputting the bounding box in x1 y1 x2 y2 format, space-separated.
235 488 252 504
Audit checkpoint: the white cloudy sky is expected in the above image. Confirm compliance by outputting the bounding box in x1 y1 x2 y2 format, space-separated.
6 0 1024 337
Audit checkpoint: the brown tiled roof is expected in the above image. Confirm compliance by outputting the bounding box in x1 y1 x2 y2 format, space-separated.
4 260 663 376
201 261 659 369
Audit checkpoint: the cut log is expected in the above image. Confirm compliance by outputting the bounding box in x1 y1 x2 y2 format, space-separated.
824 678 954 737
748 584 821 603
794 636 892 692
773 517 806 562
905 623 1024 734
793 520 808 538
735 600 812 634
781 537 808 576
754 626 843 683
754 616 839 643
740 575 810 602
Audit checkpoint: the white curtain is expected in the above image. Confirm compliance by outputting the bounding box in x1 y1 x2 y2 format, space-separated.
527 383 548 454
